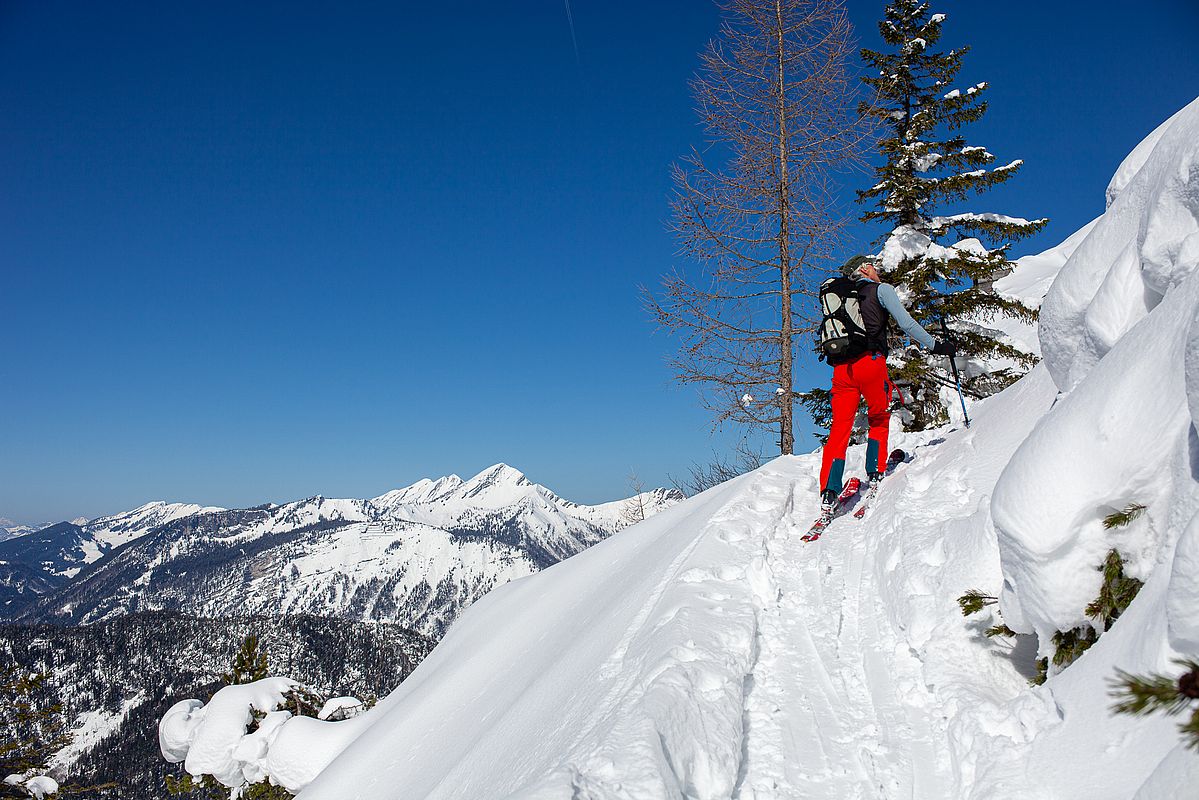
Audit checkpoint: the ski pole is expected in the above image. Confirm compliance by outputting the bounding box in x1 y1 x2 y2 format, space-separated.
939 314 971 429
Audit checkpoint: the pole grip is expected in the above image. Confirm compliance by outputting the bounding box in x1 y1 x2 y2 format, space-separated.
938 311 971 428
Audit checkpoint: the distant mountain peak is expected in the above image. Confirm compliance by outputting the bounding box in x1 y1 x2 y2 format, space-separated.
469 463 530 486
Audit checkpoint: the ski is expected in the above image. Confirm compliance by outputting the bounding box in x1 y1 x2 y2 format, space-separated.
801 476 862 542
852 449 908 520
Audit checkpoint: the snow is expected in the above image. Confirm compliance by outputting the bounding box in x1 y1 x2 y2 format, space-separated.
161 678 303 787
156 96 1199 798
994 218 1098 315
988 94 1199 793
930 212 1043 232
317 697 366 721
914 151 942 172
1105 104 1190 208
24 777 58 799
880 225 990 271
3 774 59 799
51 691 145 772
1040 96 1199 391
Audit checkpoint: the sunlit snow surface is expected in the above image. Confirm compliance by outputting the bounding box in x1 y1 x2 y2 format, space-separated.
165 97 1199 798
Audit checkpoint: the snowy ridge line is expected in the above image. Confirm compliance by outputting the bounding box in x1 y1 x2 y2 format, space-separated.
280 469 769 799
515 469 775 798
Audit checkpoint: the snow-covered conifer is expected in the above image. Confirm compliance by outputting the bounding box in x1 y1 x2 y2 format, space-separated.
858 1 1048 428
1 668 65 798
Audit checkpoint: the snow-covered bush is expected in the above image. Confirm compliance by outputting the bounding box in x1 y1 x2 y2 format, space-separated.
2 773 59 800
159 635 372 797
159 677 369 797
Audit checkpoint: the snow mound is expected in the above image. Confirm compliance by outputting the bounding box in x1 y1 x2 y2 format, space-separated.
994 95 1199 640
159 678 371 793
1039 96 1199 391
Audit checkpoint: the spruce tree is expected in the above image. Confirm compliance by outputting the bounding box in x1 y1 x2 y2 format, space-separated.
1 667 66 798
222 634 269 685
858 1 1048 429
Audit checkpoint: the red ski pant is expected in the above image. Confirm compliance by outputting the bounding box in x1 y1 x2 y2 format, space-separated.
819 352 892 494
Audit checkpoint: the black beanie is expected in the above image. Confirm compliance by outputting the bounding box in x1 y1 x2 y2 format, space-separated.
841 254 875 276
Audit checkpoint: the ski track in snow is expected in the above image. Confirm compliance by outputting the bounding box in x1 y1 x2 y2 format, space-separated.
726 456 948 800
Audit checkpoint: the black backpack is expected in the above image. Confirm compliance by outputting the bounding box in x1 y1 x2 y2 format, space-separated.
818 277 868 362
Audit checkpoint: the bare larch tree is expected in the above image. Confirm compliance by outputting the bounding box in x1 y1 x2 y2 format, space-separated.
646 0 868 455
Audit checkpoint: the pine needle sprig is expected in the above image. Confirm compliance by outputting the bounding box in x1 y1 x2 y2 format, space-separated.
1110 659 1199 751
957 589 997 617
1084 550 1144 629
1102 503 1146 530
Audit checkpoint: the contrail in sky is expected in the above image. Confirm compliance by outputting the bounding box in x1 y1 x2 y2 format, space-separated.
564 0 580 63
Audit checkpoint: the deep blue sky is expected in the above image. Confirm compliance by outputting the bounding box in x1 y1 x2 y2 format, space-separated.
3 1 1197 522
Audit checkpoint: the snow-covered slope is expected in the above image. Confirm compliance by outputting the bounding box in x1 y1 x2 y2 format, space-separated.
16 465 681 638
86 502 222 554
157 99 1199 798
984 96 1199 797
162 418 1046 798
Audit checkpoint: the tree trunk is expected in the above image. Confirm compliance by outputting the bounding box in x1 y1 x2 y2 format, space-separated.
775 0 794 456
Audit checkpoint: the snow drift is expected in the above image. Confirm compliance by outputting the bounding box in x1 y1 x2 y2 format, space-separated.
988 95 1199 797
160 98 1199 798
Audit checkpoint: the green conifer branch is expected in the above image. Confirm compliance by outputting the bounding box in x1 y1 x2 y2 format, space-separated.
1102 504 1146 530
1110 659 1199 751
957 589 997 617
985 624 1018 639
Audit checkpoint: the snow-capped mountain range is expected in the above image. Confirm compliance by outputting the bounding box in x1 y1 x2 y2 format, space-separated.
0 516 88 541
0 502 220 613
4 465 681 638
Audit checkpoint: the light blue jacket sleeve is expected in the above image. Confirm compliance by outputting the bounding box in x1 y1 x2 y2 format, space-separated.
876 283 936 350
